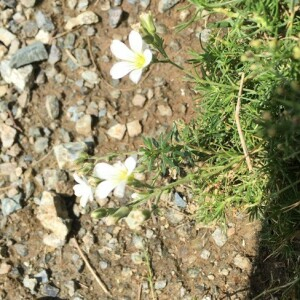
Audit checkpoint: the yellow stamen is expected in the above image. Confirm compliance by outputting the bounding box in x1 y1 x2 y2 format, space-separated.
134 53 146 69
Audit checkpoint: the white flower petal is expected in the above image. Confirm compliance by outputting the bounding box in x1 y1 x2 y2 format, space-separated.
73 184 84 197
113 181 126 198
73 173 85 185
110 40 135 61
110 62 136 79
94 163 118 180
129 30 143 53
143 49 152 66
95 180 118 199
124 156 137 174
80 194 89 207
129 69 143 84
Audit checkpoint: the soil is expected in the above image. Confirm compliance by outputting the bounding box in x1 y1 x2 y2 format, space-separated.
0 0 265 299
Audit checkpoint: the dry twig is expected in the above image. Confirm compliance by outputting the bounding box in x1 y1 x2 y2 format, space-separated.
71 237 112 297
235 72 253 172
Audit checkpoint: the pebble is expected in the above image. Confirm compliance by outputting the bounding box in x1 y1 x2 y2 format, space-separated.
64 280 76 297
67 0 78 9
211 227 227 247
165 208 184 225
0 28 16 46
154 279 167 290
233 254 251 272
0 123 17 148
99 261 108 269
22 21 39 38
34 137 49 153
127 120 142 137
46 95 60 120
37 191 71 248
10 42 48 69
174 192 187 208
199 29 212 43
140 0 150 8
75 115 92 136
34 269 49 283
132 94 146 107
158 0 180 13
81 70 100 85
132 235 144 249
187 268 200 278
200 249 211 260
107 123 126 140
2 194 22 216
0 262 11 275
113 0 122 6
64 33 76 49
207 274 215 280
20 0 36 8
2 0 17 8
13 243 28 257
65 11 99 30
35 30 51 44
41 284 60 297
0 60 34 91
35 10 55 32
53 142 87 170
48 44 61 65
131 252 143 264
157 104 172 117
23 276 37 294
43 169 68 192
77 0 89 11
75 48 91 66
108 7 123 28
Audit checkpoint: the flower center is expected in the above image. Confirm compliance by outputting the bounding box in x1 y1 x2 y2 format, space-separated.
134 53 146 69
117 169 129 181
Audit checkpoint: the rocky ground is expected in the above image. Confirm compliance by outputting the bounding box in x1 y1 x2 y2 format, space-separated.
0 0 262 299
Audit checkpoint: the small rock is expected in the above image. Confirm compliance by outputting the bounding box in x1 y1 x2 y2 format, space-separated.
99 261 108 269
34 137 49 153
199 29 211 43
200 249 211 260
10 42 48 69
48 44 61 65
64 33 76 49
77 0 89 11
158 104 172 117
64 280 76 297
127 120 142 137
2 194 22 216
20 0 36 8
108 7 123 28
132 235 144 249
0 262 11 275
165 208 184 225
2 0 17 8
13 244 28 257
158 0 180 13
23 276 37 294
233 254 251 272
75 115 92 136
114 0 122 6
212 227 227 247
174 192 187 208
43 169 68 192
81 70 100 85
0 123 17 148
132 94 146 107
41 284 60 297
35 30 51 44
140 0 150 8
46 95 60 120
207 274 215 280
53 142 87 170
0 28 16 46
220 268 229 276
37 191 71 248
67 0 77 9
34 270 49 283
74 48 91 66
154 279 167 290
187 268 200 278
0 85 8 97
65 11 99 30
0 60 34 91
22 21 38 38
35 11 55 32
107 123 126 140
131 252 143 264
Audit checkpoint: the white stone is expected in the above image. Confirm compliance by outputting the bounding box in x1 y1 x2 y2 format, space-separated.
67 0 78 9
0 28 16 47
35 30 51 44
0 123 17 148
65 11 99 30
107 123 126 140
157 104 172 117
233 254 252 272
75 115 92 136
200 249 211 260
20 0 36 8
127 120 142 137
0 85 8 97
132 94 146 107
81 70 100 85
212 227 227 247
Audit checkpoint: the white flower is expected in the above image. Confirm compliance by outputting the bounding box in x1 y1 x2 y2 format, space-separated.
110 30 152 84
73 173 94 207
94 156 137 199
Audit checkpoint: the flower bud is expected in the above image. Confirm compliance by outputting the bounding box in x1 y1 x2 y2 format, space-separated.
140 12 156 36
104 206 131 225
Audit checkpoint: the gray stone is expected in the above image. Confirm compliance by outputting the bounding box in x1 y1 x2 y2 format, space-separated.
108 7 123 28
23 276 37 294
131 252 143 264
41 284 60 297
132 235 144 249
10 42 48 69
48 44 61 65
113 0 122 5
165 208 184 225
74 48 91 66
64 33 76 49
77 0 89 10
212 227 227 247
76 115 92 136
199 29 211 43
34 270 49 283
0 60 34 91
2 194 22 216
0 28 16 46
22 21 38 38
46 95 60 119
42 169 68 191
187 268 200 278
140 0 150 8
174 192 187 208
81 70 100 85
35 11 55 32
64 280 76 297
20 0 36 8
65 11 99 30
158 0 180 13
34 137 49 153
0 123 17 148
53 142 87 170
200 249 211 260
154 279 167 290
13 244 28 257
127 0 137 4
2 0 17 8
99 261 108 269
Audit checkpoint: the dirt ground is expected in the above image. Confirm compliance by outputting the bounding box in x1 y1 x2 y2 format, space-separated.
0 0 264 299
